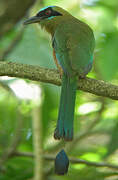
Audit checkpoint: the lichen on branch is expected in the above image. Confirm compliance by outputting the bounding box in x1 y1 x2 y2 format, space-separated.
0 61 118 100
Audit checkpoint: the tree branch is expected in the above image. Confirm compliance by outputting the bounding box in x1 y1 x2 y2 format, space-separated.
13 151 118 170
0 61 118 100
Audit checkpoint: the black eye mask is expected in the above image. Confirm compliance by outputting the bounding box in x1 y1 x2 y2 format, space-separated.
36 8 62 19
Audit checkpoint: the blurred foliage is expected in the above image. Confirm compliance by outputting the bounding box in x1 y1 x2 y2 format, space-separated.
0 0 118 179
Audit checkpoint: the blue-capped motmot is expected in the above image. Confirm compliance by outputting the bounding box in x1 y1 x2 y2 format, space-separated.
24 6 95 141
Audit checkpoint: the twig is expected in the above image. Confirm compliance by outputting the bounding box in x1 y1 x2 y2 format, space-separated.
85 97 105 131
13 151 118 170
66 98 106 152
44 98 106 154
0 61 118 100
0 80 16 96
32 105 44 180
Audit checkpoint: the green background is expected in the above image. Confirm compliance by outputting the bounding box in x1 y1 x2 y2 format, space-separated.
0 0 118 179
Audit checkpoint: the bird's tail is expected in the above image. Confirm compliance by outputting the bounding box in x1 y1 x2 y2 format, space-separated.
54 73 77 141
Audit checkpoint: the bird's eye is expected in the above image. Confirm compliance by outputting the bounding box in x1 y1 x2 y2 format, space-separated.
45 10 51 16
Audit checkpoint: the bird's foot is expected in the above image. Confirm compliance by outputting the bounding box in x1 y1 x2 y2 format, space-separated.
54 127 73 141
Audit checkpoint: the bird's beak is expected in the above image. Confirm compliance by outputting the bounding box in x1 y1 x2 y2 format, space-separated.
23 16 42 25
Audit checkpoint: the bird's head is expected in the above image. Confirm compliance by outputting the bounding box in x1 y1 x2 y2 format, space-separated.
24 6 71 35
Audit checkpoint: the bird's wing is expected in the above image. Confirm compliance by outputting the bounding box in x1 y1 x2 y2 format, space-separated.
52 21 95 76
52 35 74 76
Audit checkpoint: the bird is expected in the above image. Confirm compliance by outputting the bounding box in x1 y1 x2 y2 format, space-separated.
24 6 95 141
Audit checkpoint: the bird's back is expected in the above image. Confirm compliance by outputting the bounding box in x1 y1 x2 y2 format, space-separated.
53 17 95 76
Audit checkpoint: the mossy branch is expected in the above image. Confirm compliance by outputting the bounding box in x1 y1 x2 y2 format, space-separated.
0 61 118 100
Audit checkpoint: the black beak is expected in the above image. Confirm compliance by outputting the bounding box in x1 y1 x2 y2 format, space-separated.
23 16 42 25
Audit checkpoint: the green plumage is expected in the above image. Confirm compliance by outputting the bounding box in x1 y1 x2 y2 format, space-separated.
53 17 95 140
53 20 94 77
23 6 95 141
54 74 77 140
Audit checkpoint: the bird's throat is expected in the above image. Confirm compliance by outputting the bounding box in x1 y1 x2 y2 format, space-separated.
40 21 58 36
40 17 67 36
